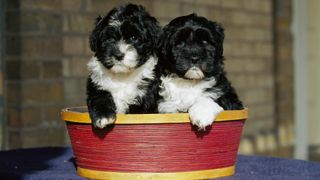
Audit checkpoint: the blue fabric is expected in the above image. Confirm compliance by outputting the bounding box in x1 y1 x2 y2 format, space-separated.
0 147 319 180
0 147 82 180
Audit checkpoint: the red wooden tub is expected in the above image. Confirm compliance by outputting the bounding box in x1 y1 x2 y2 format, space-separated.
61 107 247 179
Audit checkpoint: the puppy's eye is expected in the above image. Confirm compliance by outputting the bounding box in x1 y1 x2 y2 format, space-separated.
102 41 108 47
129 35 137 42
177 41 185 46
105 38 114 43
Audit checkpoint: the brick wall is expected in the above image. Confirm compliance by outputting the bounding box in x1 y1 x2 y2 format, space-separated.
238 0 294 156
5 0 65 149
273 0 294 157
2 0 294 154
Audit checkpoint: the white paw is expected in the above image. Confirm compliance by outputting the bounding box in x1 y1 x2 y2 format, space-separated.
158 101 179 113
189 103 223 130
95 117 115 129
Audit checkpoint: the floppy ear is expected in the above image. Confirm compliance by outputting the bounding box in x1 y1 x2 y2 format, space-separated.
214 22 224 46
89 16 102 52
209 22 224 57
157 26 178 75
145 17 161 51
157 30 166 57
157 25 174 59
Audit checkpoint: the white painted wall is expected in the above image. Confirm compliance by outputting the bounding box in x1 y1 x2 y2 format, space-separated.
293 0 308 160
307 0 320 146
293 0 320 159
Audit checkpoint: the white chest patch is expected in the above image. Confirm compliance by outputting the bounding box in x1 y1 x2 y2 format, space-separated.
88 56 157 113
158 75 222 113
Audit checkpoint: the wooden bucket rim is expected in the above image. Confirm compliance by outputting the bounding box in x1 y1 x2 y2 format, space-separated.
77 165 235 180
61 107 248 124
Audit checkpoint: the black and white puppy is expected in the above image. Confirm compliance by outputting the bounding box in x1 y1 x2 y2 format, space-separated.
87 4 161 128
157 14 243 130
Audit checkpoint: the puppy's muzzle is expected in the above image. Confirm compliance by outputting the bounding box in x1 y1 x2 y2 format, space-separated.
184 66 205 80
112 49 124 61
191 56 200 64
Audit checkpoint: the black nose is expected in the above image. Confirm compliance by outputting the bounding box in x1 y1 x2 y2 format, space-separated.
191 56 200 63
113 52 124 61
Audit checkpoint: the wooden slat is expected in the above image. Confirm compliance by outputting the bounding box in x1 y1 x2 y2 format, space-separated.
77 166 235 180
61 107 248 124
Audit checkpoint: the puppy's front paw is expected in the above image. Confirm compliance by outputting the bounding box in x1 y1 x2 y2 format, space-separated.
158 101 179 113
88 106 116 129
189 103 223 130
94 117 115 129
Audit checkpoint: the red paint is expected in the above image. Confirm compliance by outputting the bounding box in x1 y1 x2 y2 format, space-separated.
67 121 244 172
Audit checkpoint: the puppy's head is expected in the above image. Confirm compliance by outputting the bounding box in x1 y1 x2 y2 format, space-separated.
89 4 160 73
158 14 224 80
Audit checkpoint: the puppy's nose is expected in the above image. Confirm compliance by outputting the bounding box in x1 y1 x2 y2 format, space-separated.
114 53 124 61
191 56 200 63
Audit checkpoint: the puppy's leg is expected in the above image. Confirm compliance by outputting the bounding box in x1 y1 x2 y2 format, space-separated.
211 76 243 110
87 78 116 129
129 79 160 114
158 101 179 113
189 97 224 130
216 91 243 110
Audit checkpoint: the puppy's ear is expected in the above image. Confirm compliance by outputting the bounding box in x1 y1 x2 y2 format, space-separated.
89 16 103 52
146 17 161 51
157 30 166 56
157 26 173 58
157 26 177 74
209 22 224 57
214 23 224 45
95 15 102 24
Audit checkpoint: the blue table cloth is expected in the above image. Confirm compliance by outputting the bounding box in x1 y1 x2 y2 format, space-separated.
0 147 319 179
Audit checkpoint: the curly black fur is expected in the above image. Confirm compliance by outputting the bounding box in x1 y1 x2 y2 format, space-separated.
87 4 161 128
157 14 243 110
89 4 161 68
